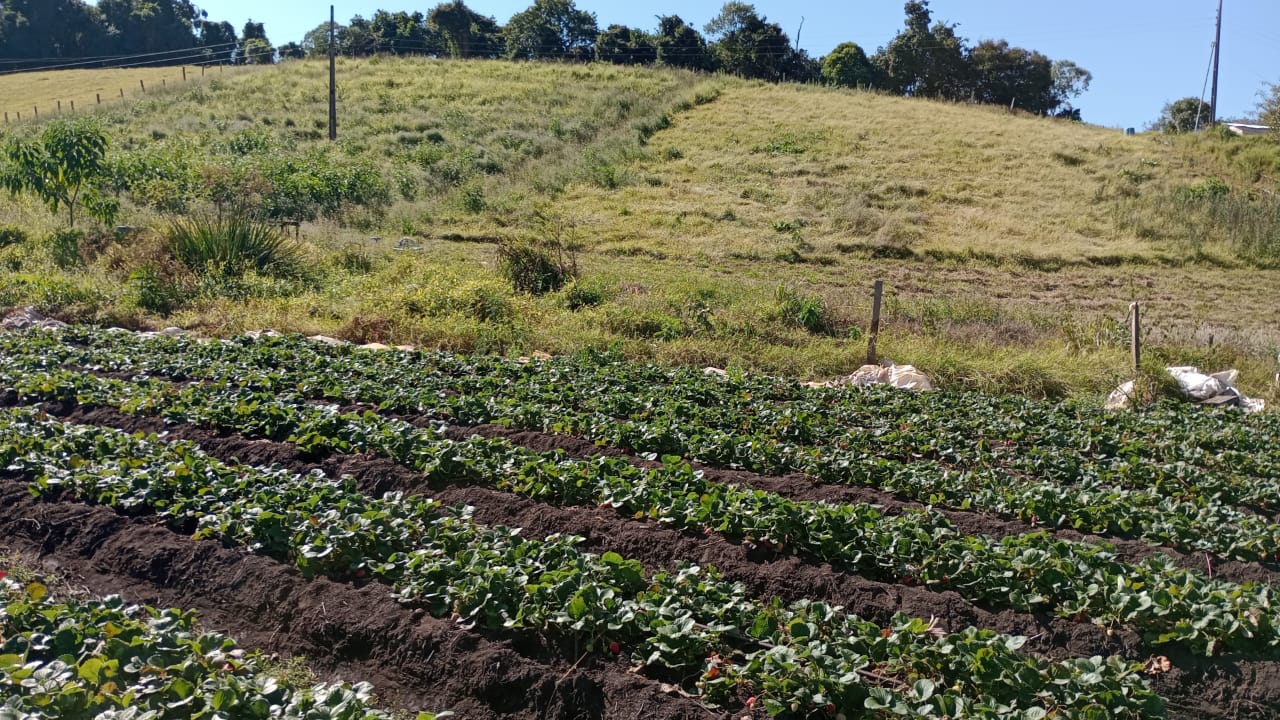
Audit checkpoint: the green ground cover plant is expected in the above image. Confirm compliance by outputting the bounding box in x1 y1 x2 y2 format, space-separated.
2 329 1278 658
0 407 1168 718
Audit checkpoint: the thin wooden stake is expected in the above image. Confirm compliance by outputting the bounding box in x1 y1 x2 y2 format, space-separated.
3 112 7 123
33 106 37 118
96 93 101 105
70 100 74 112
1129 302 1141 372
140 80 146 93
182 66 187 81
57 100 61 113
119 88 124 98
866 280 884 365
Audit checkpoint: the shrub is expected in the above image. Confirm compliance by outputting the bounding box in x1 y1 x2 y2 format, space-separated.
0 226 28 249
329 246 376 274
169 216 301 277
1176 177 1231 202
775 283 835 335
497 239 577 295
564 279 612 310
48 229 85 269
129 264 187 315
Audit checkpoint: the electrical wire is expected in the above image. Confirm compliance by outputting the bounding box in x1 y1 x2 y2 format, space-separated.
0 41 241 75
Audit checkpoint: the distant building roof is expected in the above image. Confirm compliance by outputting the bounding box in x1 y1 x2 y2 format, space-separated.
1226 123 1272 136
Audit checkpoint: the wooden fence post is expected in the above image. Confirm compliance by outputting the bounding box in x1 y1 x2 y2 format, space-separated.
866 280 884 365
57 100 61 114
70 100 74 113
1129 302 1141 372
182 66 187 81
140 80 146 93
96 93 101 105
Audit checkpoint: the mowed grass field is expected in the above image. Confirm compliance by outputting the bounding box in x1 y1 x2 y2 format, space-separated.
0 58 1277 400
0 64 248 121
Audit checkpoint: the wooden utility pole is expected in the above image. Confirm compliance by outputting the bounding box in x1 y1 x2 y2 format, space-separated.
1210 0 1223 126
328 5 338 142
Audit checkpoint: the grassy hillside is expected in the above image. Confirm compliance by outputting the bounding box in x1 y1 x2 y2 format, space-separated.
0 58 1277 400
0 65 243 121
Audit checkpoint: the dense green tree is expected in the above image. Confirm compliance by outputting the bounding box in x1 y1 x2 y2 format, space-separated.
969 40 1054 113
235 20 273 64
278 41 305 59
339 16 381 56
503 0 597 61
873 1 969 99
300 21 343 57
199 19 237 64
595 24 655 65
0 0 111 59
428 1 503 58
0 0 244 66
1155 97 1212 133
1051 60 1092 115
704 2 806 82
369 10 440 55
821 41 876 88
653 14 711 71
98 0 200 56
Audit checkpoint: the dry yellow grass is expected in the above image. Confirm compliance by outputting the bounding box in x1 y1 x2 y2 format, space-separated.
552 81 1251 265
0 64 254 124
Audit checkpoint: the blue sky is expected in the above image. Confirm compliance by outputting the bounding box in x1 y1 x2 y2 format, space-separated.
202 0 1279 129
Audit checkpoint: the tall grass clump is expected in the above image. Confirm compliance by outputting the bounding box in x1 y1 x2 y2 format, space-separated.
169 216 301 277
498 238 578 295
775 283 835 335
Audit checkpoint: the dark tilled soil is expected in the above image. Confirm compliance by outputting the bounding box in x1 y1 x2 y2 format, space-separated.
29 405 1280 718
0 483 719 720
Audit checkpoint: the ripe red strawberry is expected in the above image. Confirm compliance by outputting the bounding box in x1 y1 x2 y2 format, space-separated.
355 569 366 578
705 665 720 679
608 641 621 654
825 703 836 715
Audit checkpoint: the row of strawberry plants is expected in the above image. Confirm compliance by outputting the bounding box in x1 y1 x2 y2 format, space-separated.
12 328 1278 516
0 408 1165 719
0 573 419 720
5 351 1280 566
4 368 1280 658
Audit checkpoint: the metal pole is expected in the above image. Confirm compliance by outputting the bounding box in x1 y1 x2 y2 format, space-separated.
1210 0 1223 127
329 5 338 142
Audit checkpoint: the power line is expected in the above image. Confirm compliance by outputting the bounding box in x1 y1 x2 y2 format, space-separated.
0 41 240 75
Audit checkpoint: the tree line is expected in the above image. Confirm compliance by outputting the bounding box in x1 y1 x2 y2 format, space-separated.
0 0 1093 117
0 0 273 68
297 1 1093 117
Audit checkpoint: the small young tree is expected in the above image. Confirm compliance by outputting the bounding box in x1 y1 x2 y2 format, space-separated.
1257 81 1280 129
1 119 118 228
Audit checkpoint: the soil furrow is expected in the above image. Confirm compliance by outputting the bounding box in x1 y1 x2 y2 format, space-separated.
0 482 720 720
33 404 1280 718
439 422 1280 589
